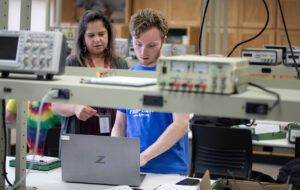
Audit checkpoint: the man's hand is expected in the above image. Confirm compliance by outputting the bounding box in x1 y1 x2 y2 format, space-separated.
73 105 99 121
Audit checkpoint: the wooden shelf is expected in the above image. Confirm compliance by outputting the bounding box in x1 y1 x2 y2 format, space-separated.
57 0 300 55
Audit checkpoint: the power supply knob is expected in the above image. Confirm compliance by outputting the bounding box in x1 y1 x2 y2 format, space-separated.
187 83 193 88
200 83 207 89
173 82 180 87
159 81 166 86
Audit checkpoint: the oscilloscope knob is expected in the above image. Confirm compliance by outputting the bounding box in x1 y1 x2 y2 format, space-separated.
23 45 31 52
39 55 46 67
23 55 29 66
31 55 37 66
32 43 39 52
26 37 31 43
45 55 52 66
40 43 48 52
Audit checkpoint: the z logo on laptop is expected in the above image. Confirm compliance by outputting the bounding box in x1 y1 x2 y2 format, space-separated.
95 156 105 164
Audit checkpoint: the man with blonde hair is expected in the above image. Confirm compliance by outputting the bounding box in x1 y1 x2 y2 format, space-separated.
112 8 189 175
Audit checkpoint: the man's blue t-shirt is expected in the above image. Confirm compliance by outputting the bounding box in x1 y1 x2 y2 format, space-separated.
118 63 189 175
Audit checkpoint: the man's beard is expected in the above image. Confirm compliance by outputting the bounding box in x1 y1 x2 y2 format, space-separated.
140 44 162 66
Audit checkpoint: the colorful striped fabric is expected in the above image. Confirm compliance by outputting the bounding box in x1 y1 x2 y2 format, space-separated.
6 100 61 155
27 101 62 155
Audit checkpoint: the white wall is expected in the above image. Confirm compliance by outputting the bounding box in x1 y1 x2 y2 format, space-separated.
8 0 53 31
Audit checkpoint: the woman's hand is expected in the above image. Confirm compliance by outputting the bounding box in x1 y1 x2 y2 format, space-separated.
73 105 99 121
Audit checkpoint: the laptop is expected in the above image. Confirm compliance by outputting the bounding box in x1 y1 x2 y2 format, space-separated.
61 134 141 186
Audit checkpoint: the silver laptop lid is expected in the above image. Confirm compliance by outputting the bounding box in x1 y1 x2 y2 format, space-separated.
61 134 141 186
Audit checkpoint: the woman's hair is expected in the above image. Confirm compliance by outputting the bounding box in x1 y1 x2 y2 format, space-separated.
72 10 116 66
129 8 168 39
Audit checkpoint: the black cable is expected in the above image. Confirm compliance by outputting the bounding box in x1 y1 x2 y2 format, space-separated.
222 178 231 190
226 170 241 190
198 0 210 56
248 82 280 111
277 0 300 79
245 119 256 127
227 0 269 57
2 99 13 186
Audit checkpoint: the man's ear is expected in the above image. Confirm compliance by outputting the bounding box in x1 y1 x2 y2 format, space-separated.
162 36 167 44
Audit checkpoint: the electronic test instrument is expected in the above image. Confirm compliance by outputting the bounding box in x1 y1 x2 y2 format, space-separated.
0 30 66 80
157 55 249 94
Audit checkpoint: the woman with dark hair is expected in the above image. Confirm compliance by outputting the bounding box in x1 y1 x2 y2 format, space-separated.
52 10 128 137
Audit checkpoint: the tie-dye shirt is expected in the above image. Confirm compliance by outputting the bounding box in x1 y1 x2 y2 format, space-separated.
6 100 61 155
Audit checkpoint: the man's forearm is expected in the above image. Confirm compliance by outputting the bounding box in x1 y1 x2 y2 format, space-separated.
111 111 127 137
140 114 189 165
111 124 126 137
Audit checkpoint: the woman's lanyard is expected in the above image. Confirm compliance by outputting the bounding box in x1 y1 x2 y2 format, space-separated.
88 56 109 68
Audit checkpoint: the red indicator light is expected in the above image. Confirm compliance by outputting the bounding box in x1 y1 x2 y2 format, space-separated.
243 53 252 57
288 55 299 59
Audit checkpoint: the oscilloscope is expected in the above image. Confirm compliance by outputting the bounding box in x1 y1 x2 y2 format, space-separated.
0 30 67 80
